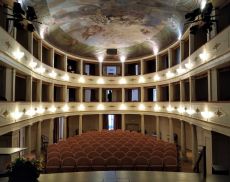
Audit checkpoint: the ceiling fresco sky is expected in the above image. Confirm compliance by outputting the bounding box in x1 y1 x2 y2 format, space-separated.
24 0 203 59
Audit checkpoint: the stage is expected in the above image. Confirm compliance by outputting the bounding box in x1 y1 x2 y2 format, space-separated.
0 171 229 182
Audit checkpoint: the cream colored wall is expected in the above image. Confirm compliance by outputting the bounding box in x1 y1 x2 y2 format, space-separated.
125 114 141 131
172 118 181 145
41 120 50 138
82 115 99 132
185 122 192 150
159 117 169 142
31 123 37 151
68 116 79 136
196 126 204 146
144 115 156 135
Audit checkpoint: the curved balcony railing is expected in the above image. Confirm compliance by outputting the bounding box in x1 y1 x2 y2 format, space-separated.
0 26 229 87
0 101 229 136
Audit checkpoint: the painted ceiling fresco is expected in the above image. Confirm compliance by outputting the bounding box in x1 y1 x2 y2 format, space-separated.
24 0 203 59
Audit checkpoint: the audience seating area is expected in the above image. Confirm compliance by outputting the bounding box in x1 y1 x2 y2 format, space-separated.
46 130 179 173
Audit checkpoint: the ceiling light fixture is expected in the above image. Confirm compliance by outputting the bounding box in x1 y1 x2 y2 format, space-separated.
10 109 23 120
154 104 161 112
98 56 104 63
176 67 186 74
120 56 126 62
201 109 214 119
138 103 145 111
36 106 45 114
13 49 24 60
78 104 85 111
78 76 85 83
185 62 193 69
62 74 69 81
97 104 104 110
199 51 209 61
49 70 57 78
167 105 174 112
138 76 145 83
35 66 45 74
25 108 36 117
49 106 56 113
62 104 69 112
119 77 127 84
29 60 37 69
97 77 105 84
166 71 175 78
119 103 127 110
153 74 160 81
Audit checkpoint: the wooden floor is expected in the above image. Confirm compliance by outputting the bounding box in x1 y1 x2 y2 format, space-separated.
0 171 229 182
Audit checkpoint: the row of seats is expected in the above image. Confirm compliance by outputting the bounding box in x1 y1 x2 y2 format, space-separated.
46 130 178 173
45 155 177 172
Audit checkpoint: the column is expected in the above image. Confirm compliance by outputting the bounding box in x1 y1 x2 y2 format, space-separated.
141 115 145 135
140 60 144 75
80 87 83 102
191 124 198 167
38 39 42 61
156 55 160 71
189 77 196 102
80 60 83 75
36 121 41 159
121 114 125 131
122 62 125 76
189 33 194 55
50 48 54 67
12 68 16 102
28 32 33 54
26 76 32 102
99 63 102 76
48 119 54 145
122 88 125 102
25 125 31 154
169 83 174 102
156 85 161 102
99 114 103 131
99 88 102 102
169 118 174 143
208 69 218 102
168 48 173 67
4 68 15 101
180 120 186 160
203 130 213 175
141 87 144 102
48 83 54 102
79 115 83 135
156 116 160 140
180 40 184 63
63 55 67 72
36 80 42 102
61 85 68 102
180 80 185 101
63 117 67 140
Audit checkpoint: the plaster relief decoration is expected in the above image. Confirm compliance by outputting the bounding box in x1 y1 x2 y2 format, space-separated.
24 0 203 59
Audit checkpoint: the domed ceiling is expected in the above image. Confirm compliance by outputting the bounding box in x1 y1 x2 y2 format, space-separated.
24 0 203 59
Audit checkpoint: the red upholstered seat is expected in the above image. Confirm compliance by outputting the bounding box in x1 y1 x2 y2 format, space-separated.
134 156 149 170
113 151 125 159
120 157 134 170
92 157 106 171
61 157 76 172
87 151 99 160
106 157 120 170
149 156 163 171
76 157 92 171
163 156 178 171
46 157 61 173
